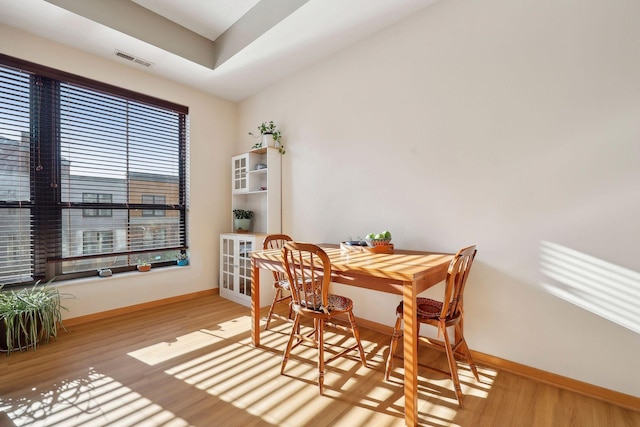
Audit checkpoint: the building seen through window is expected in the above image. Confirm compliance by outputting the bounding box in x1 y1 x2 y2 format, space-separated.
82 193 113 217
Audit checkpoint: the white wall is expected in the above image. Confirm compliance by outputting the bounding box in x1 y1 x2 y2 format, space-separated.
0 25 235 317
238 0 640 397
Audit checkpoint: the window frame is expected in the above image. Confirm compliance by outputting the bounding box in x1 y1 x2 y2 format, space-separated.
0 54 189 286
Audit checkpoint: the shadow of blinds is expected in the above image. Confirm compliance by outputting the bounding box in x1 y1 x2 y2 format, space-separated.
540 240 640 334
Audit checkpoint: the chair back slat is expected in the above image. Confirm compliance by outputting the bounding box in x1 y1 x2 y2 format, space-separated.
440 245 477 320
263 234 292 283
282 242 331 314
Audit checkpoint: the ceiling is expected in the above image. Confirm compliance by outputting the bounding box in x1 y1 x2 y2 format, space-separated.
0 0 440 101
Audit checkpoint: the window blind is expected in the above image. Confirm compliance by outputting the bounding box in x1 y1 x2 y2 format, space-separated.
0 54 189 285
0 65 33 284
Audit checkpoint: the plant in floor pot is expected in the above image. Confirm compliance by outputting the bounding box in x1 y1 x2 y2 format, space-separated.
233 209 253 232
249 121 285 154
0 279 68 354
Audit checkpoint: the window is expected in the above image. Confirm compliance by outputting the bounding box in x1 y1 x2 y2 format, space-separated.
82 230 114 255
0 54 189 285
2 234 30 283
142 194 166 217
82 193 113 217
146 228 166 247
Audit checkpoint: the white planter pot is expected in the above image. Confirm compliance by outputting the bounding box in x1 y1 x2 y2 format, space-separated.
234 218 251 232
261 133 275 148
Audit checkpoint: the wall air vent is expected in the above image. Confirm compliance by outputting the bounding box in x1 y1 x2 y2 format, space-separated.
114 50 153 68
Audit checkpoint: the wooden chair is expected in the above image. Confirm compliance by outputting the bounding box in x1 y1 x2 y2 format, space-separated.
263 234 293 330
385 245 480 407
280 242 367 394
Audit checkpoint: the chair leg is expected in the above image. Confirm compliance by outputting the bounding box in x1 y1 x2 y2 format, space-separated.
287 297 293 320
385 315 403 381
347 310 367 367
317 319 325 395
265 287 282 330
442 324 464 408
455 323 480 382
281 314 300 375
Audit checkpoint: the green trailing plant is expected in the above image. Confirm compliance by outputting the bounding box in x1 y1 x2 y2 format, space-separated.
0 278 68 355
233 209 254 219
249 121 286 154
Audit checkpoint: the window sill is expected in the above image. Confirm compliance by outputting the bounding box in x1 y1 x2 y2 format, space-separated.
52 265 189 289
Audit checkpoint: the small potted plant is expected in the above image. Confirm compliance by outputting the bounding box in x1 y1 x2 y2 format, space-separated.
136 261 151 272
233 209 253 232
0 278 68 354
249 121 285 154
176 252 189 266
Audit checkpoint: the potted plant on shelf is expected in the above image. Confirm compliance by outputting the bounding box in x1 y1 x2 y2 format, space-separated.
233 209 253 232
0 279 68 354
249 121 285 154
176 252 189 266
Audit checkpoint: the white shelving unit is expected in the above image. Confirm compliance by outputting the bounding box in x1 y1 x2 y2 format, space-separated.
220 147 282 308
231 147 281 234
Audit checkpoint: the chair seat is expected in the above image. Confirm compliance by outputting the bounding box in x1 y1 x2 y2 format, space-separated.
275 279 290 290
327 294 353 312
395 297 444 319
299 294 353 313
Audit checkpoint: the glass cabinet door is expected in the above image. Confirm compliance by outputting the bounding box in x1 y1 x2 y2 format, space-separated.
237 237 254 297
219 234 256 305
232 154 248 193
220 235 235 292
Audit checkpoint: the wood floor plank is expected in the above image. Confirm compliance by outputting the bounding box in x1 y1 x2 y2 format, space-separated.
1 295 638 426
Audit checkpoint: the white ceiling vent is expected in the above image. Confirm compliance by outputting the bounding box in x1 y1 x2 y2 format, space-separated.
114 50 154 68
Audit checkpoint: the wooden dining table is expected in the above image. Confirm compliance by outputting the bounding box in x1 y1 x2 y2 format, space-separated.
250 243 453 427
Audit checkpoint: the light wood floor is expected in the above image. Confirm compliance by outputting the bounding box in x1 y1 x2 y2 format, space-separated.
1 295 638 427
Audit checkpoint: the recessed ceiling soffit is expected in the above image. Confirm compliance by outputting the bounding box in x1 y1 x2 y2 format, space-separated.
44 0 310 70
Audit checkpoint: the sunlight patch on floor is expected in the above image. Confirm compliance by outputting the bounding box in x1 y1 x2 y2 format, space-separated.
418 403 462 427
162 323 406 426
0 369 190 427
127 330 223 366
129 313 501 427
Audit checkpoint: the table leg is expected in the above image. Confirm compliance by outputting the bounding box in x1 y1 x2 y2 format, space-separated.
251 261 260 347
402 281 418 427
